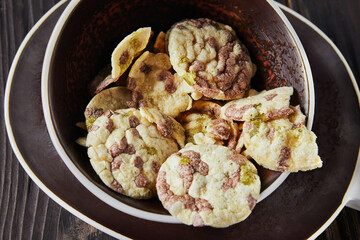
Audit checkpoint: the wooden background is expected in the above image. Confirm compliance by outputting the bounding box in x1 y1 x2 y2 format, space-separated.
1 0 359 239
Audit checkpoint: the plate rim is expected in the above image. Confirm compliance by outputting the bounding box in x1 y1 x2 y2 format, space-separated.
3 1 359 240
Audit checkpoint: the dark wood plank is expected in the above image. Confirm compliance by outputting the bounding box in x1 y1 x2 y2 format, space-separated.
58 209 116 240
290 0 360 81
0 0 359 239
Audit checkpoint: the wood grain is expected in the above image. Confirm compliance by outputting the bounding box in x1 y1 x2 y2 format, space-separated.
1 0 359 239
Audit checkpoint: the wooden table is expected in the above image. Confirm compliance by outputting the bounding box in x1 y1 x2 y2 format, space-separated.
1 0 359 239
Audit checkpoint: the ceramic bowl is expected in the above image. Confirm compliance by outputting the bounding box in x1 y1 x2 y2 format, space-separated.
42 0 313 223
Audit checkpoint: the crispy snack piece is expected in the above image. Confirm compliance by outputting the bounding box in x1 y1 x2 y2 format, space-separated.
111 27 152 80
156 144 260 227
140 107 185 148
88 64 112 95
220 86 294 122
84 87 132 131
86 108 185 199
94 75 116 94
154 31 166 53
237 107 322 172
177 100 238 149
167 18 256 100
127 51 193 118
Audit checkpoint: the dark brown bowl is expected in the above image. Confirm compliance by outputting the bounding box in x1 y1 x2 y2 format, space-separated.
42 0 313 222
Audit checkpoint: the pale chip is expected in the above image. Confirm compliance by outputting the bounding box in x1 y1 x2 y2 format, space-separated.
111 27 152 80
128 51 193 118
220 86 294 122
156 144 260 227
178 101 238 149
84 86 132 131
86 108 184 199
240 116 322 172
167 18 256 100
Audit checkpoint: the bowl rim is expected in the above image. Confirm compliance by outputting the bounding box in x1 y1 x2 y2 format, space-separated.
41 0 314 224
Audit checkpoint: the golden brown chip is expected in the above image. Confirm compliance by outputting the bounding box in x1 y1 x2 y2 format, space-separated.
84 87 132 131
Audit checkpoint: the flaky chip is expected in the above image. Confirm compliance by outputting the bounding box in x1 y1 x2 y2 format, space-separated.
111 27 152 80
84 87 132 131
127 51 192 117
220 86 294 122
177 100 238 149
239 114 322 172
86 108 183 199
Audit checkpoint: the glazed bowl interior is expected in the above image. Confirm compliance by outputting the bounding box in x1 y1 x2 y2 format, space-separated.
44 0 312 219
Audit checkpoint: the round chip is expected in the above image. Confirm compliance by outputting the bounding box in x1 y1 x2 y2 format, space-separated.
239 112 322 172
86 108 185 199
167 18 256 100
220 86 294 122
84 87 132 131
127 51 193 117
177 100 239 149
156 144 261 227
111 27 152 80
